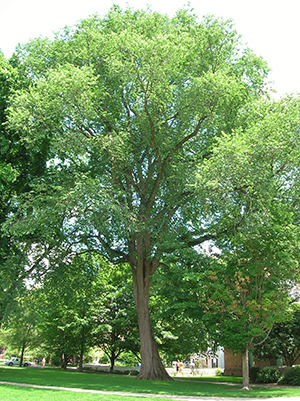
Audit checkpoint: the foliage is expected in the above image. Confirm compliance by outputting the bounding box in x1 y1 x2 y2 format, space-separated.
112 369 139 376
215 368 223 376
5 5 276 379
41 255 112 368
116 351 139 367
0 53 53 323
92 264 140 371
149 256 209 364
254 303 300 367
256 367 280 383
97 352 109 364
195 95 300 389
49 353 63 367
36 254 108 369
279 366 300 386
34 254 140 371
249 366 261 383
0 291 41 364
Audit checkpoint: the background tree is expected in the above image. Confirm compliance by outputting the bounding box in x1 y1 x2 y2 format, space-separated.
0 52 52 324
93 265 140 372
150 254 210 364
38 255 105 370
196 96 300 389
0 290 40 366
7 6 269 379
255 303 300 367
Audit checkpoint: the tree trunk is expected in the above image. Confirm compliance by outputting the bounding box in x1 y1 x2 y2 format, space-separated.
62 351 68 369
241 348 251 390
132 260 172 381
78 328 85 372
109 351 116 372
284 350 297 367
20 342 26 367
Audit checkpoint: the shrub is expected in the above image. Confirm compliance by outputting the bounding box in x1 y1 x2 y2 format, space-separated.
50 354 62 367
120 351 139 366
256 366 280 383
215 368 223 376
249 366 261 383
279 367 300 386
125 369 139 376
82 367 96 372
113 369 139 376
98 354 109 364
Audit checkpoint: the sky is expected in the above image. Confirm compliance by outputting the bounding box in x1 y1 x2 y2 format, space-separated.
0 0 299 97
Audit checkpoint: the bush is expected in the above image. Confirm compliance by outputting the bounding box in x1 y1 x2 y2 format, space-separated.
112 369 139 376
215 368 223 376
279 367 300 386
82 367 96 372
50 354 62 367
119 351 139 366
98 354 109 364
249 366 261 383
256 367 280 383
125 369 139 376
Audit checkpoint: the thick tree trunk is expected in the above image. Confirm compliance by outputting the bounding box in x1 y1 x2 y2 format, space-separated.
109 351 116 372
132 260 172 381
241 348 251 390
20 342 26 367
62 351 68 369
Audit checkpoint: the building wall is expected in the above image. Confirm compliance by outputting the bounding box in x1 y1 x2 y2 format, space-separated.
254 355 277 368
206 348 224 369
224 349 243 376
224 349 278 376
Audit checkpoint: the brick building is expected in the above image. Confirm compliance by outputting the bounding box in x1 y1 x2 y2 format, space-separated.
224 349 278 376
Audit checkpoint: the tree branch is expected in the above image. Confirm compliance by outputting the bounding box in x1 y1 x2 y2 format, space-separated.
97 234 128 263
173 115 208 154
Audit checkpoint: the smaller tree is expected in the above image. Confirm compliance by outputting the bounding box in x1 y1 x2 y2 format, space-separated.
197 95 300 389
203 219 297 390
0 53 52 325
38 255 105 370
93 265 140 371
150 256 210 365
255 303 300 367
199 194 299 389
1 291 40 365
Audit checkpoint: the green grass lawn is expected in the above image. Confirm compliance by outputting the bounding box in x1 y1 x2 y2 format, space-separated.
179 374 243 383
0 366 299 399
0 384 171 401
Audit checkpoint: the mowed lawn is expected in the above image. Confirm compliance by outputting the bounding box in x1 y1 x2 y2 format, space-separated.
0 366 299 399
0 384 169 401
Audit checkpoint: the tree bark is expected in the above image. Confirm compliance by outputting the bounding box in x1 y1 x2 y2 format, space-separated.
20 342 26 367
109 351 116 372
241 348 251 390
132 259 172 381
72 354 77 367
78 329 85 372
62 351 68 369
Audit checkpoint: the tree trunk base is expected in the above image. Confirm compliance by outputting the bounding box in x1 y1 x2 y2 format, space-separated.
242 386 252 391
136 366 173 381
136 372 173 381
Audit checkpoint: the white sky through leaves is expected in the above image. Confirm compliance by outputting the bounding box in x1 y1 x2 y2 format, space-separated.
0 0 299 97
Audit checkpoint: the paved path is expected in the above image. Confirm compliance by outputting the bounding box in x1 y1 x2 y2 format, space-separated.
0 381 299 401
